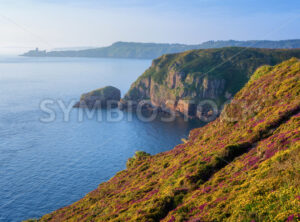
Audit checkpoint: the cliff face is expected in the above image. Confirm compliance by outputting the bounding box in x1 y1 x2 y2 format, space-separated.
122 48 300 119
38 58 300 222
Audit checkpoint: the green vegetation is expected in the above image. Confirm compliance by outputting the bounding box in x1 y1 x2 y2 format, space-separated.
34 58 300 221
140 47 300 88
80 86 120 100
126 151 151 168
124 48 300 119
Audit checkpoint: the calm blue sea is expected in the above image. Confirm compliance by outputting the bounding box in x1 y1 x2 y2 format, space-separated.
0 56 202 221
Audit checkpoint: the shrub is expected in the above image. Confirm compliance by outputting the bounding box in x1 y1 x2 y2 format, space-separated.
126 151 151 168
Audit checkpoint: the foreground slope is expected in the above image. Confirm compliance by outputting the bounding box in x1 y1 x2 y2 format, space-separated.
39 58 300 221
122 48 300 119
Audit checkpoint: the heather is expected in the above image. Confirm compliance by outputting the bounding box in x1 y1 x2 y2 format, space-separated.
37 58 300 221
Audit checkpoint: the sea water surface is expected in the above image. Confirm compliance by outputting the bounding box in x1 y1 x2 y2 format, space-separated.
0 56 202 221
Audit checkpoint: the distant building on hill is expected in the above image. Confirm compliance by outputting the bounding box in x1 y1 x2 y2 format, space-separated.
21 48 47 57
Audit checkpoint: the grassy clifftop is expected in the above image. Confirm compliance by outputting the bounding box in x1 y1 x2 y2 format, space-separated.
131 47 300 92
123 48 300 119
37 58 300 221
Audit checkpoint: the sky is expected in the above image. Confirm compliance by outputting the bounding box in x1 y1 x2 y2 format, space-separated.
0 0 299 54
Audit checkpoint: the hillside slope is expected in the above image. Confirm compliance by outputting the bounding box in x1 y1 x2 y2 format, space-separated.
37 58 300 221
21 39 300 59
121 48 300 120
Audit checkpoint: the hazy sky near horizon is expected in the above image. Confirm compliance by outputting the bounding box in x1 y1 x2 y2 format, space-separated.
0 0 299 54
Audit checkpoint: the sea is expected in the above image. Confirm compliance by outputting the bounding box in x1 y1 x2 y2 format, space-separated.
0 56 202 221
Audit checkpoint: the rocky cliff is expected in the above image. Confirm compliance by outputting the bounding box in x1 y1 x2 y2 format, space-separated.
74 86 121 108
36 58 300 222
121 47 300 120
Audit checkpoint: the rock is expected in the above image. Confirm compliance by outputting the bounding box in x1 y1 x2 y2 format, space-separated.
74 86 121 109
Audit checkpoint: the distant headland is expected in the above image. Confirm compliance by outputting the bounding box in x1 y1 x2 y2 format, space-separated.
21 39 300 59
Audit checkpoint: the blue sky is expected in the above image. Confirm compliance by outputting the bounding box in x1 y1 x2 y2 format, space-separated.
0 0 299 54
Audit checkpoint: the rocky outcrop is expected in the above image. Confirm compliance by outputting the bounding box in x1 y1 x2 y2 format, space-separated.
74 86 121 108
120 47 300 119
